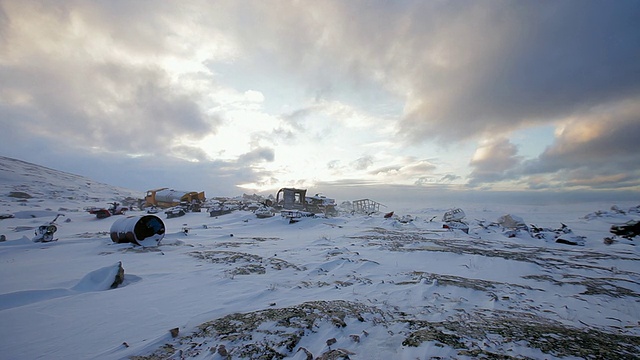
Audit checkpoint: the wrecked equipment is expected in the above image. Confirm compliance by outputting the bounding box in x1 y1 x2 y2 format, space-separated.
110 215 165 246
33 214 65 242
87 202 128 219
275 188 337 216
165 207 186 219
144 188 205 210
442 208 469 234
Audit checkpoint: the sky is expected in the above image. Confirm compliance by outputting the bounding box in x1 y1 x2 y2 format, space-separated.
1 0 639 205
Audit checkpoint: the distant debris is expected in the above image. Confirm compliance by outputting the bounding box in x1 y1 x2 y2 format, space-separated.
583 204 640 220
165 207 186 219
497 214 527 231
143 188 205 211
610 220 640 239
529 223 585 246
255 205 275 219
442 208 469 234
208 201 237 217
275 188 338 216
443 208 466 222
281 209 314 224
352 199 385 214
495 214 530 238
86 202 128 219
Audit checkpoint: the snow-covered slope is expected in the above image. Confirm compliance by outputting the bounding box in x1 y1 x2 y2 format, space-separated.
0 157 639 359
0 156 140 212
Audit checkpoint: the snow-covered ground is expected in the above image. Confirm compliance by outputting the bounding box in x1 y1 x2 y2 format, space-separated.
0 157 639 359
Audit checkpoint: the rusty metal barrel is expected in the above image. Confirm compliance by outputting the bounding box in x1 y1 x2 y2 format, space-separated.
110 215 165 246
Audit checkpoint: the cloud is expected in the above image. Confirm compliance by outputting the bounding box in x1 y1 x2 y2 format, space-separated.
440 174 461 183
390 2 640 143
1 1 638 197
171 145 210 162
526 101 640 173
352 156 374 171
464 99 640 191
520 99 640 190
237 147 275 163
195 1 640 158
467 138 522 187
0 1 224 157
215 1 639 145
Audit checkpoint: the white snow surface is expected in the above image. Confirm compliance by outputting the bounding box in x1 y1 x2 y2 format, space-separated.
0 157 639 359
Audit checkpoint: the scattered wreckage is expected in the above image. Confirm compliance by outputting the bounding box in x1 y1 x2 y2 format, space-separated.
138 188 207 219
274 188 337 215
604 220 640 244
352 199 386 214
32 214 65 242
529 223 586 246
273 188 338 223
254 205 275 218
442 208 470 234
165 206 187 219
208 202 236 217
609 220 640 239
474 213 586 246
86 202 128 219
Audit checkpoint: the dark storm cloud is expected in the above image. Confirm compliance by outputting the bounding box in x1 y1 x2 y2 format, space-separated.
215 1 640 145
396 2 640 142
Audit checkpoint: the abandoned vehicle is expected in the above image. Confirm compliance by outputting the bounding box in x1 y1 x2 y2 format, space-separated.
143 188 205 211
274 188 337 216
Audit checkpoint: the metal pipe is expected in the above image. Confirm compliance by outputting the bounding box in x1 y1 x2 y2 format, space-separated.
110 215 165 246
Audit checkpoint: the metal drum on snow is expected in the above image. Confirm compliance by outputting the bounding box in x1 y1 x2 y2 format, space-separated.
110 215 165 246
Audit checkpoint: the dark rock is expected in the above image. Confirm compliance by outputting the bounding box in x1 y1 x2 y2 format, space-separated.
610 220 640 239
8 191 32 199
110 262 125 289
217 344 228 356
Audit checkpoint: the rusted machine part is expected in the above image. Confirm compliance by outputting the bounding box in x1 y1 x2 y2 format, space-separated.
110 215 165 246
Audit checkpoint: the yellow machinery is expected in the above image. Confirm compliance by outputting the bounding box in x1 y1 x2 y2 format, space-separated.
143 188 205 209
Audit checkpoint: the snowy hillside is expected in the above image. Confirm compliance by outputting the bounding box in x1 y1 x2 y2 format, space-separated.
0 157 639 359
0 155 140 209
